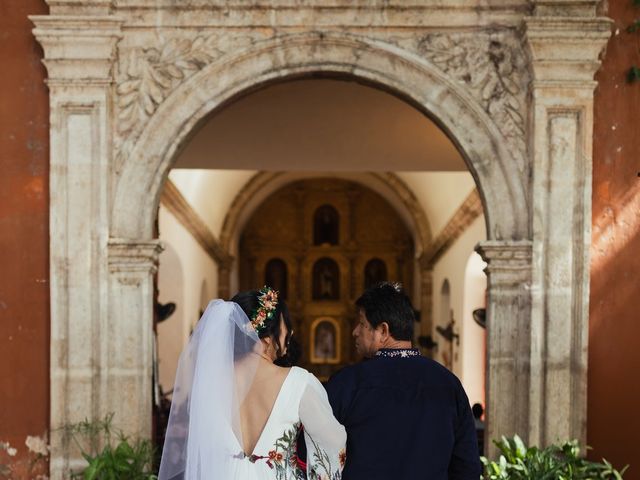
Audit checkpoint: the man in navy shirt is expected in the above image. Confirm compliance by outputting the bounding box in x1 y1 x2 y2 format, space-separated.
325 282 481 479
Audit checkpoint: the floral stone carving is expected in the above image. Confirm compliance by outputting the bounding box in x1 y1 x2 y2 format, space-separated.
415 32 530 172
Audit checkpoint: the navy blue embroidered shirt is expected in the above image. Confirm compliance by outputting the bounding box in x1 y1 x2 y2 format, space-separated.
325 348 481 480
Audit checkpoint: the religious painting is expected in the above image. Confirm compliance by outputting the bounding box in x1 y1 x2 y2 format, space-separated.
313 204 339 245
312 257 340 300
310 317 341 364
265 258 288 299
364 258 387 289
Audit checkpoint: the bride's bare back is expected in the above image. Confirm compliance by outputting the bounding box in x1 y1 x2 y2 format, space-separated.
239 360 291 455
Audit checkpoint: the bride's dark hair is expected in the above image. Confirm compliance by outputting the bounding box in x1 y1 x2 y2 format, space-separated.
231 289 294 361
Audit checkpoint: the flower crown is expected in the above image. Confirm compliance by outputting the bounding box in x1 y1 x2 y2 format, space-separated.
251 286 279 335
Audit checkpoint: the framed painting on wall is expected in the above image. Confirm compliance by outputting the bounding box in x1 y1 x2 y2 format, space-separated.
310 317 341 364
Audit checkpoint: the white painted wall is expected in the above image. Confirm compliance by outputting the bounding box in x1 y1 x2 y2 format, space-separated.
169 169 256 236
462 251 487 408
156 205 218 392
397 172 476 235
176 79 466 172
431 215 486 406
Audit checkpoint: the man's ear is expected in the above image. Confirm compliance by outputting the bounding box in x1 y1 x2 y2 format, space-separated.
378 322 391 339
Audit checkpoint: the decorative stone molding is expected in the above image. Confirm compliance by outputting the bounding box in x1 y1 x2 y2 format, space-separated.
114 32 260 167
30 14 125 479
477 240 533 286
160 179 232 266
105 238 163 454
31 16 123 85
476 240 533 449
532 0 601 17
413 32 530 172
523 8 611 448
46 0 113 16
108 1 530 29
108 238 164 274
420 188 484 269
524 17 612 85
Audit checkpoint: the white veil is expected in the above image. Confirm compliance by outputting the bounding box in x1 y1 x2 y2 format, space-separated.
158 300 261 480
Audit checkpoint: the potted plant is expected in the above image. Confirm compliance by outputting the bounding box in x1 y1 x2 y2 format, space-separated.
482 435 627 479
65 413 157 480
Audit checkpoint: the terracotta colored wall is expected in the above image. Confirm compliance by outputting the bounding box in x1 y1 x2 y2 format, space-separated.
589 0 640 476
0 0 50 466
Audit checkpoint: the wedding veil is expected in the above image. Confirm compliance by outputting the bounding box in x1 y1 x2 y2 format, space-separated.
158 300 261 480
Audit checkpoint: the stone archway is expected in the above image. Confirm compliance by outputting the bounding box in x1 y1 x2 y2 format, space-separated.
32 4 611 477
110 32 528 241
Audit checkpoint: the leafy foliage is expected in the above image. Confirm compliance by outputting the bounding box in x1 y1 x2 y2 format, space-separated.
65 413 157 480
481 436 627 480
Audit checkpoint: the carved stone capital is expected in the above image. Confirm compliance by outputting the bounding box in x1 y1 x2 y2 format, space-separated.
108 238 163 275
523 16 612 85
476 240 533 287
30 15 123 85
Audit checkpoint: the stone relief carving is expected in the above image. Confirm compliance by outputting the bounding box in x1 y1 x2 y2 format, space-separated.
413 32 530 172
115 33 259 166
114 29 529 175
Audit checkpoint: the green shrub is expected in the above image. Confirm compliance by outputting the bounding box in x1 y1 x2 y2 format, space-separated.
65 413 157 480
481 435 627 480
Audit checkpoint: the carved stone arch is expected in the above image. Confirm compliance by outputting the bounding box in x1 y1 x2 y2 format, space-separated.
111 32 529 243
30 8 612 474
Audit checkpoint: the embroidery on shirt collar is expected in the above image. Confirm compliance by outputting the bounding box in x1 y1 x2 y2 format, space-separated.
375 348 421 358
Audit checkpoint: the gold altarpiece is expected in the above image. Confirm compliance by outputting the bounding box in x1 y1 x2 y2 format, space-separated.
239 179 414 379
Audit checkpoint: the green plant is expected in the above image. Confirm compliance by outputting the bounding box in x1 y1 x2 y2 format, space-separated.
481 435 628 480
65 413 157 480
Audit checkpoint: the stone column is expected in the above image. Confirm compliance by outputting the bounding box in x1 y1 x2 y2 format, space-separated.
30 15 123 479
106 239 163 437
524 5 611 447
476 240 532 455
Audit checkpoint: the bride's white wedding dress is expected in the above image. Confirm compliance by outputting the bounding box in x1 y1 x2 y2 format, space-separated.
233 366 345 479
158 300 346 480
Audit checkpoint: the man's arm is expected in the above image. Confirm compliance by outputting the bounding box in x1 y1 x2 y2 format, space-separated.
324 366 355 424
448 381 482 480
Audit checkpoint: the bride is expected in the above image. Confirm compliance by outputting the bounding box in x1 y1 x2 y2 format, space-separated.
158 287 347 479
